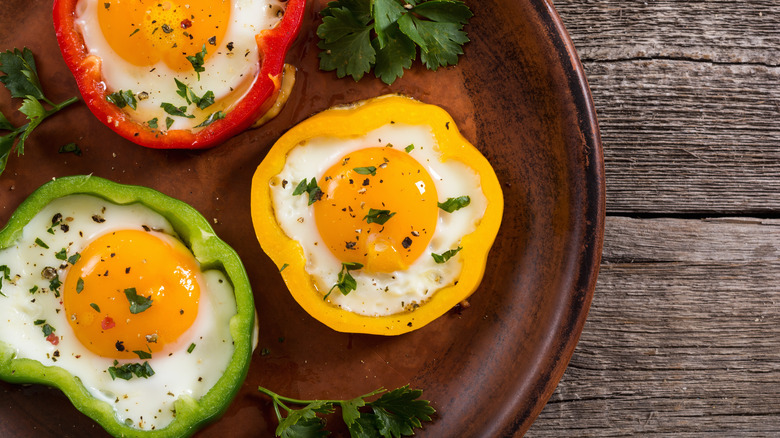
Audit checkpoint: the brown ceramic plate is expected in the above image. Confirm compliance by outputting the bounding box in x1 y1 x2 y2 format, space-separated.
0 0 603 436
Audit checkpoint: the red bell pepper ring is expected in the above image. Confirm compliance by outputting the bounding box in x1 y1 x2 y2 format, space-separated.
53 0 305 149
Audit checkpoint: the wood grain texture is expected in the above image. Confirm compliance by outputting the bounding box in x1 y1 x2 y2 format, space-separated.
529 217 780 436
553 0 780 214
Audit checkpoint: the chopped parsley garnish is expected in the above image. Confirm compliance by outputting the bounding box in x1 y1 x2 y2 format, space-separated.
49 275 62 297
129 28 140 37
124 287 153 314
34 319 55 337
165 117 174 129
34 237 49 248
317 0 473 84
160 102 195 118
186 44 207 80
148 117 158 129
76 277 84 293
58 142 82 156
68 253 81 265
187 343 196 353
106 89 137 110
194 110 225 128
89 303 100 312
108 360 155 380
363 208 396 225
292 178 323 205
174 78 215 109
279 263 289 272
0 47 79 176
0 265 10 296
405 144 415 153
353 166 377 176
55 248 68 260
431 246 462 263
133 349 152 360
29 285 38 294
258 384 435 437
438 195 470 213
325 262 363 299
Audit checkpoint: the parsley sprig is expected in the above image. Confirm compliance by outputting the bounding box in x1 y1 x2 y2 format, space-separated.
0 48 79 176
325 261 363 299
258 385 435 438
317 0 473 84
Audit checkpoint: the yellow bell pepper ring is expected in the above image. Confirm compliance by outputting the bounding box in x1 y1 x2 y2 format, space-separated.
251 94 504 335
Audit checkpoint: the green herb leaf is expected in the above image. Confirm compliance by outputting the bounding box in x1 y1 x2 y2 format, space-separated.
186 44 207 80
89 302 100 312
0 48 44 100
55 248 68 260
49 276 62 297
132 349 152 360
187 343 196 353
58 142 82 156
353 166 377 176
68 253 81 265
34 320 55 337
431 246 462 263
108 360 155 380
0 264 10 297
317 0 472 84
404 144 414 153
363 208 395 225
325 262 363 299
279 263 289 272
165 117 174 129
29 285 38 294
76 277 84 293
174 78 215 109
148 117 159 129
437 195 470 213
292 178 323 205
124 287 153 314
35 237 49 248
161 102 195 118
258 385 433 438
194 110 225 128
106 89 137 110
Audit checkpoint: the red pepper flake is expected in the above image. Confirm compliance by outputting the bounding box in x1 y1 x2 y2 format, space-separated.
102 316 116 330
46 333 60 345
180 19 192 29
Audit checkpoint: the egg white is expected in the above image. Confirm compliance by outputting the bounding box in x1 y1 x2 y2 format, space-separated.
270 123 489 316
74 0 286 130
0 195 236 431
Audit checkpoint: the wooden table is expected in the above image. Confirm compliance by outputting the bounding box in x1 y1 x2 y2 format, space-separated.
528 1 780 435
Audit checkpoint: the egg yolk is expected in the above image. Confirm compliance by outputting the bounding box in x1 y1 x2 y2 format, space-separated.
314 147 438 273
63 229 200 359
97 0 230 71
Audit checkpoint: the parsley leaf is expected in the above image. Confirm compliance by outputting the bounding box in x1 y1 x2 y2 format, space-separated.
317 0 473 84
325 262 363 299
353 166 377 176
161 102 196 118
0 48 78 176
431 246 461 263
0 264 10 297
292 178 324 205
108 360 155 380
437 195 470 213
58 142 82 156
106 89 137 110
124 287 153 314
174 78 215 109
186 44 208 80
89 302 100 312
363 208 396 225
132 349 152 360
194 110 225 128
258 385 434 438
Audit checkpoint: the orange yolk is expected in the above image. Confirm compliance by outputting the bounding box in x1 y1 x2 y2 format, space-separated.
314 147 438 273
97 0 230 71
63 229 200 359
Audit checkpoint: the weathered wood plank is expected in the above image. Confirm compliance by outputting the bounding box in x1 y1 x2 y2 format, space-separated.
528 216 780 436
553 0 780 214
554 0 780 65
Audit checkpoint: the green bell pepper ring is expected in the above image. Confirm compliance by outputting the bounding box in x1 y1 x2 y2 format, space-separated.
0 175 255 437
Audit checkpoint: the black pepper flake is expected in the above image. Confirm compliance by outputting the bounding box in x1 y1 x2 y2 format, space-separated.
445 121 450 130
161 23 173 33
282 179 288 188
362 178 370 186
53 350 60 357
103 270 109 277
345 241 356 250
411 230 420 237
179 309 184 315
208 36 217 45
92 214 106 223
349 179 354 184
115 341 125 352
125 267 131 274
52 213 62 225
226 41 234 51
402 237 412 249
60 224 70 232
142 225 151 231
407 322 412 327
110 253 116 258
